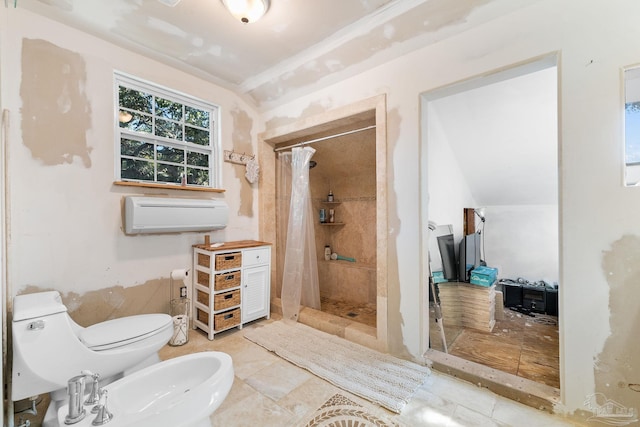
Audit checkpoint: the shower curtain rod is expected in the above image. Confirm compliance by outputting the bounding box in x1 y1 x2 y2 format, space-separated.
273 124 376 152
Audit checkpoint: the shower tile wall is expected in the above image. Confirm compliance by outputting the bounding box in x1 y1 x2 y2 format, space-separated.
312 164 376 306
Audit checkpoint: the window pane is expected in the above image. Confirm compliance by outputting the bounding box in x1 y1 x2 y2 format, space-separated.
157 145 184 163
157 163 183 183
121 138 154 159
185 106 209 128
119 86 152 114
187 151 209 167
187 167 209 186
155 97 183 121
185 126 210 146
121 158 154 181
156 118 183 140
625 103 640 164
119 112 152 133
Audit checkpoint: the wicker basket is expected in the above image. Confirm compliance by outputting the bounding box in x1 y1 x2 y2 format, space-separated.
214 289 240 311
214 308 241 331
196 308 209 325
215 252 242 270
197 270 210 287
197 253 211 268
214 271 241 291
196 289 209 306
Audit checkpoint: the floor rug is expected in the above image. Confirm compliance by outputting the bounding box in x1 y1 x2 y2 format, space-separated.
243 321 430 413
302 393 399 427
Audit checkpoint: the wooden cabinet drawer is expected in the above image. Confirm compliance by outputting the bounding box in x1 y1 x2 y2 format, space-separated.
197 270 210 287
197 253 211 268
214 289 240 311
242 248 270 267
215 252 242 270
196 308 209 325
214 271 241 291
196 289 209 306
214 308 240 331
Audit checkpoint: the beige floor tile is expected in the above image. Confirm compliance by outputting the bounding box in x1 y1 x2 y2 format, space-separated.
157 320 582 427
212 378 257 416
210 391 296 427
277 376 341 423
394 387 458 426
428 373 497 417
449 405 503 427
244 358 313 401
491 399 581 427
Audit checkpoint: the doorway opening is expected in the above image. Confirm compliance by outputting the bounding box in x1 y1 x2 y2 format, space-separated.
420 55 561 406
259 95 388 352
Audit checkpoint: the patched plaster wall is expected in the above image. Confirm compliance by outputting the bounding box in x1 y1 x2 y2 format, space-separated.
3 0 640 419
21 38 92 167
0 8 262 327
261 0 640 416
598 235 640 408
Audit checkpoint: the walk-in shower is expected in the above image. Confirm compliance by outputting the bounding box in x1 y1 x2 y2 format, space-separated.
275 125 377 328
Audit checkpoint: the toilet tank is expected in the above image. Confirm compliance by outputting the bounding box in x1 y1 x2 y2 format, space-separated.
13 291 67 321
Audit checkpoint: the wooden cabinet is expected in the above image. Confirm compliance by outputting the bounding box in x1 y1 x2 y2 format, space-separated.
192 240 271 340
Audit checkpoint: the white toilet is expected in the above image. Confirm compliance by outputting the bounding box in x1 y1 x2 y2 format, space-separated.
12 291 173 423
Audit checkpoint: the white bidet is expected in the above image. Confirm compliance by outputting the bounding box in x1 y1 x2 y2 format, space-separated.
57 351 234 427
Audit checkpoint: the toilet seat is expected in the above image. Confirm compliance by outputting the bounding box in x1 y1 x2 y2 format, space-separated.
80 314 172 351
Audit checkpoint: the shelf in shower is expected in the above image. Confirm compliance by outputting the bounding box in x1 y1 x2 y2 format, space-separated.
321 201 342 205
320 222 345 226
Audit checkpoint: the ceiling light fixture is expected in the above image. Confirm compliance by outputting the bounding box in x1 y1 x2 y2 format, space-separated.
221 0 269 24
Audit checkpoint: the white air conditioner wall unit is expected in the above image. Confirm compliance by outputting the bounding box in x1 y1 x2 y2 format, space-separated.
124 196 229 234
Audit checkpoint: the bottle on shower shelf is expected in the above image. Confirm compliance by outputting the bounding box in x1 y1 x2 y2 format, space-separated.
327 190 334 202
324 245 331 261
328 209 335 223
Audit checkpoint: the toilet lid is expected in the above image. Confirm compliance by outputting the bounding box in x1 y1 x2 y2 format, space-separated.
13 291 67 321
80 313 171 351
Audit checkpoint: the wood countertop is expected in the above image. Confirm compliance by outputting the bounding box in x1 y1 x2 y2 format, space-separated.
193 239 272 252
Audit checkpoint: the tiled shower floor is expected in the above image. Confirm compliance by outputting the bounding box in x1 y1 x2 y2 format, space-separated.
320 296 376 328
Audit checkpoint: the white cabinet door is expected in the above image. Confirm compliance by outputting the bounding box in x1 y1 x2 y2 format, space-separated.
242 264 270 323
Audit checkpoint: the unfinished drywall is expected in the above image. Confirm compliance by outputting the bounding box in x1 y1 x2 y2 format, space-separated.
259 0 640 415
264 101 331 130
20 38 92 167
2 8 261 330
19 279 172 326
385 107 414 360
230 108 254 217
597 235 640 414
247 0 498 106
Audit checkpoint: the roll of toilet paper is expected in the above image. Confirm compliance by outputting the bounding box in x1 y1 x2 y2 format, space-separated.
169 315 189 346
170 269 189 281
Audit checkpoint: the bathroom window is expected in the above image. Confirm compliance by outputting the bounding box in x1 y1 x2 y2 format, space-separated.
625 66 640 186
114 72 220 188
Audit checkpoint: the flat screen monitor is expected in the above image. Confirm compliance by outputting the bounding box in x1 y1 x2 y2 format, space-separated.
437 233 458 281
458 232 481 282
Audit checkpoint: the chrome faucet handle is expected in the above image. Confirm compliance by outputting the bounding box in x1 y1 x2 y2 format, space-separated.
91 390 113 426
83 371 101 406
65 374 87 425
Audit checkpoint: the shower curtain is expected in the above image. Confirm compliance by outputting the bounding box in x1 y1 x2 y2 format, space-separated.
278 147 321 323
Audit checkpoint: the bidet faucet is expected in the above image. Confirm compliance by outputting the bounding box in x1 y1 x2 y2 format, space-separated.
92 389 114 425
82 370 101 407
64 374 87 424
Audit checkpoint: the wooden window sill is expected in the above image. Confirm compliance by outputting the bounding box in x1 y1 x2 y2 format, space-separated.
113 181 225 193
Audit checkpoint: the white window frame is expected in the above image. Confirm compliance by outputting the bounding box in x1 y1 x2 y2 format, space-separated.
114 71 221 188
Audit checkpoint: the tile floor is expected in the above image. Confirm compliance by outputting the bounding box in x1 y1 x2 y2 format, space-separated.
319 296 377 328
160 316 585 427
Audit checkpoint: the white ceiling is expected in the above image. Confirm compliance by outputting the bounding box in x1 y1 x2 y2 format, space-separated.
17 0 539 108
428 66 558 206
